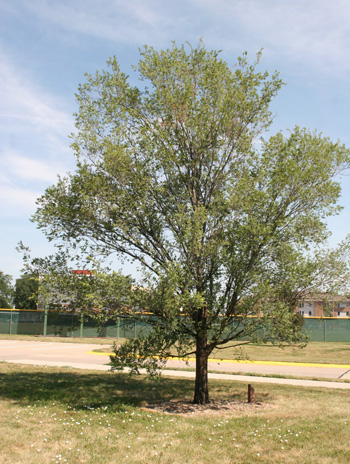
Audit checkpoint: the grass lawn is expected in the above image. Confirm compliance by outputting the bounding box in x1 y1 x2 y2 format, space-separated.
0 363 349 463
209 341 350 365
94 340 350 366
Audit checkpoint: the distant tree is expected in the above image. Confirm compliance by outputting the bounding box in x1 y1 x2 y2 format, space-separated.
32 42 350 404
19 246 135 326
0 271 14 309
14 274 38 309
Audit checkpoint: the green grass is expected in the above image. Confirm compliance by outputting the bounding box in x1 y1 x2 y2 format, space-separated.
1 363 350 463
94 340 350 365
209 341 350 365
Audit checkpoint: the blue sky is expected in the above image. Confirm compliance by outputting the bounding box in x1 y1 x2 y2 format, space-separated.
1 0 350 281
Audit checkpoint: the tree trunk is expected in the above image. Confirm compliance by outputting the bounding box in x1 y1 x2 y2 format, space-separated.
193 337 210 404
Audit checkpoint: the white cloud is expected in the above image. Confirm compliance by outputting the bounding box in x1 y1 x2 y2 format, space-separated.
193 0 350 77
22 0 172 45
0 150 58 217
0 183 41 216
0 53 74 156
0 53 74 218
17 0 350 79
0 151 61 183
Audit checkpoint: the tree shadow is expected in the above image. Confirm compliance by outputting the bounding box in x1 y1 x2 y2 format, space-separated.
0 367 196 410
0 364 274 410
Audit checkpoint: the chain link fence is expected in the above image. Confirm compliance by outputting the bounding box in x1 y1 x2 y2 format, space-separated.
1 309 350 341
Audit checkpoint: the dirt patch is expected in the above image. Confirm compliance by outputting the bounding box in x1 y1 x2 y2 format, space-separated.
143 399 273 416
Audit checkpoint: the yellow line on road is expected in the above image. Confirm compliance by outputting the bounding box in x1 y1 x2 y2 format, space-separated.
87 351 350 369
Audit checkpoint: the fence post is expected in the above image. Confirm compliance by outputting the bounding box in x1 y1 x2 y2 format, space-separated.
116 317 120 339
9 310 12 335
324 318 326 342
80 313 84 338
43 300 48 337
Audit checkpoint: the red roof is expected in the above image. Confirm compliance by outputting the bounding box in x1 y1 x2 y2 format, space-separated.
72 270 93 275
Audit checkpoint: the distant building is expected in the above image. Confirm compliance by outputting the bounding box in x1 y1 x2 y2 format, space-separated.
298 294 350 317
37 270 95 310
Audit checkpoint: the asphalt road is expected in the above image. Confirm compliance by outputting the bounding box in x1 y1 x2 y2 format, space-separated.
1 339 350 389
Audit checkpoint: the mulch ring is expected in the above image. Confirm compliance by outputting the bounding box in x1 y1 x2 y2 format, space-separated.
143 399 273 416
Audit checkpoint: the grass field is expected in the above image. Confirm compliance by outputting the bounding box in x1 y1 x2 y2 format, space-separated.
208 341 350 365
1 362 350 463
94 340 350 365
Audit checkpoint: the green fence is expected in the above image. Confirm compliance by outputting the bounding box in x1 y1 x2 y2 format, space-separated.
0 309 154 339
1 309 350 342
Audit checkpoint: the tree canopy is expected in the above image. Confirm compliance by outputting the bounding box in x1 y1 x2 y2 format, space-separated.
13 274 39 310
0 271 13 309
33 42 350 403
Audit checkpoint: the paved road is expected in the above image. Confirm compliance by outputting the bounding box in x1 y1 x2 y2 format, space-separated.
1 339 350 389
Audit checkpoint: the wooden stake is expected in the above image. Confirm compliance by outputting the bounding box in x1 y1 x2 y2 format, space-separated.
248 384 255 403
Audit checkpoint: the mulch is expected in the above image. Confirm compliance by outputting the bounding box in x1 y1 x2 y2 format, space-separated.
143 399 273 416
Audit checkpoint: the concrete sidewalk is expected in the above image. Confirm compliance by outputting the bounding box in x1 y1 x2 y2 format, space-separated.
5 358 350 390
90 349 350 380
2 339 350 390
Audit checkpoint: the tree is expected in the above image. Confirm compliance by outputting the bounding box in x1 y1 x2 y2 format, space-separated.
0 271 13 309
33 42 350 404
18 243 135 322
14 274 39 309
